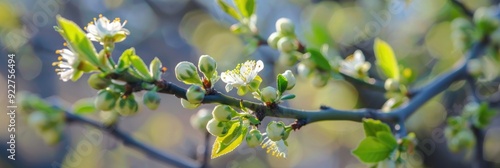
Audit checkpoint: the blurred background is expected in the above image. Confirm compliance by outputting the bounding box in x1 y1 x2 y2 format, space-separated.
1 0 500 167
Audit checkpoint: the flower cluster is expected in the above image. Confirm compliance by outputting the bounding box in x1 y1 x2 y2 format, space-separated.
85 14 129 45
221 60 263 94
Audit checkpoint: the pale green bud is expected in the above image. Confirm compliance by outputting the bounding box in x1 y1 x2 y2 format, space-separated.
181 98 200 109
100 111 119 126
27 111 48 131
88 73 110 90
116 95 139 116
212 105 237 122
467 59 483 77
175 61 202 84
267 32 283 49
275 18 295 36
246 129 263 148
149 57 163 81
190 108 213 132
278 52 299 66
312 72 329 87
206 119 229 137
41 129 61 145
277 37 298 53
281 70 296 90
94 90 118 111
297 63 312 78
142 91 161 110
186 85 205 104
266 121 285 141
261 86 278 103
457 130 475 149
198 55 217 79
384 78 399 92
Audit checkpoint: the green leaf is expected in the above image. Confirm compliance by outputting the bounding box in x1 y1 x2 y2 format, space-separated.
352 136 396 163
217 0 241 20
306 48 331 71
277 74 288 94
72 98 97 114
376 132 397 148
130 55 153 81
474 102 497 128
211 122 248 158
234 0 255 18
362 119 391 137
117 48 135 70
374 38 400 80
149 57 162 81
55 15 100 68
280 94 296 100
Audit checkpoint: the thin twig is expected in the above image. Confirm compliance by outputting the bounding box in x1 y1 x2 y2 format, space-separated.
65 112 200 168
450 0 474 18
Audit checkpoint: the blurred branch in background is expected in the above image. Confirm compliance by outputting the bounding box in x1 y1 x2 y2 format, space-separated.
65 112 200 168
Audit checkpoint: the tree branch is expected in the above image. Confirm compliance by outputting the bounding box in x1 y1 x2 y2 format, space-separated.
64 112 201 168
450 0 474 18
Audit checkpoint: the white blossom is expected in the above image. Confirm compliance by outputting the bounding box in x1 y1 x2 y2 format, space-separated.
261 135 288 158
52 47 80 82
221 60 264 92
85 14 129 44
340 50 371 78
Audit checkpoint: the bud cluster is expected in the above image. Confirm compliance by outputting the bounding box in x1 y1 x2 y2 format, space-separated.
267 18 301 66
206 105 239 137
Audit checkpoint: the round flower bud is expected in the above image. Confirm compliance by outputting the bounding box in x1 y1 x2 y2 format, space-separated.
277 37 298 53
206 119 229 137
384 78 399 92
246 129 263 148
467 59 483 77
27 111 48 131
100 111 119 126
41 129 61 145
116 95 139 116
175 61 202 85
278 52 299 66
457 130 476 149
267 32 283 49
88 73 110 90
94 90 118 111
312 72 329 87
142 91 161 110
297 63 312 78
261 86 278 103
266 121 285 141
186 85 205 104
198 55 217 79
281 70 296 90
275 18 295 36
190 108 213 132
212 105 237 122
181 98 200 109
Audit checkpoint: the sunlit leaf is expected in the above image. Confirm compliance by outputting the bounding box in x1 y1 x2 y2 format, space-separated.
217 0 241 20
234 0 255 18
352 135 396 163
130 55 153 81
211 122 248 158
306 48 331 71
374 38 400 80
362 119 391 137
117 48 135 71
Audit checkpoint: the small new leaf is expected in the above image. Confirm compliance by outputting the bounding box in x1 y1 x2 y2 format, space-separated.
211 122 248 158
130 55 153 81
362 119 391 137
234 0 255 18
280 94 296 100
117 48 135 70
277 74 288 94
374 38 400 81
73 98 97 114
217 0 241 20
352 135 397 163
306 48 331 71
